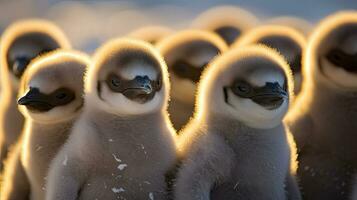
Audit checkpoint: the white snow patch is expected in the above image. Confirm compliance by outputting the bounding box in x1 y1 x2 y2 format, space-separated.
109 139 114 142
112 187 125 193
140 144 145 149
144 181 151 185
140 144 147 155
36 146 43 151
118 164 128 171
112 154 122 162
149 192 154 200
233 182 239 190
62 155 68 166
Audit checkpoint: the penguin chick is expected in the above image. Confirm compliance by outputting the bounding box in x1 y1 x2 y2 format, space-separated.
233 25 306 95
45 39 177 200
0 50 89 200
266 16 313 37
191 5 259 45
0 19 71 168
174 45 300 200
156 30 227 131
127 25 174 44
286 11 357 200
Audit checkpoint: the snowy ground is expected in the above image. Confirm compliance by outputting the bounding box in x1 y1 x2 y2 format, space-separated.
0 0 356 52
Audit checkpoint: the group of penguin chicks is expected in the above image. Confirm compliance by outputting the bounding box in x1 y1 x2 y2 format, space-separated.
0 5 356 200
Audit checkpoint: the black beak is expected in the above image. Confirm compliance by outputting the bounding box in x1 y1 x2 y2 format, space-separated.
126 76 153 94
13 57 30 78
251 82 288 110
122 76 155 103
18 88 54 111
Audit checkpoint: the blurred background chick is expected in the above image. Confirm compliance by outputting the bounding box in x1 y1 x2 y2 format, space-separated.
0 0 355 53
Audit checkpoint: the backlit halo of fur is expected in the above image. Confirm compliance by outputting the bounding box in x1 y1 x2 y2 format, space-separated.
86 38 171 116
286 11 357 121
302 11 357 92
190 5 259 34
232 24 307 51
0 19 71 99
18 50 90 124
195 44 294 129
266 16 313 36
284 11 357 120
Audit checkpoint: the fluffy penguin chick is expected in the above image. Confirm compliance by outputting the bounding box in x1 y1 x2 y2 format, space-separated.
0 19 71 167
0 50 89 200
266 16 313 37
286 11 357 200
233 25 306 95
45 39 177 200
127 25 174 44
156 30 227 131
191 5 259 45
175 45 300 200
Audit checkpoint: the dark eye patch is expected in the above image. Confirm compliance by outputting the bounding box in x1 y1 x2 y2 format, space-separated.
51 88 76 106
326 48 357 73
172 60 205 83
214 26 242 45
230 80 254 98
104 72 162 93
106 73 122 91
101 72 163 104
223 79 288 110
8 47 57 78
11 56 31 78
18 87 76 112
225 79 288 99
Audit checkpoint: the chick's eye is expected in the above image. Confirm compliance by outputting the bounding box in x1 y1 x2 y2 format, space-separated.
237 83 251 94
173 61 187 72
327 49 345 64
173 60 195 75
331 52 342 62
111 76 120 87
51 88 75 106
56 92 67 99
230 81 253 98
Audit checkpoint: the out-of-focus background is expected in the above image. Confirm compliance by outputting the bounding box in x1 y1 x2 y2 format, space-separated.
1 0 356 52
